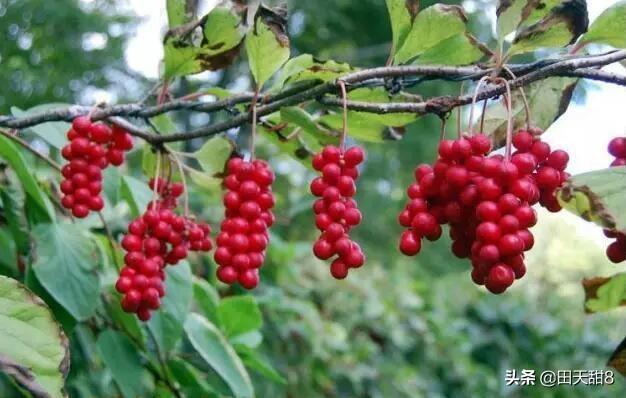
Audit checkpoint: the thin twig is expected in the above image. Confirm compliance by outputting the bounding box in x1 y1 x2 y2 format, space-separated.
0 129 61 171
0 51 625 144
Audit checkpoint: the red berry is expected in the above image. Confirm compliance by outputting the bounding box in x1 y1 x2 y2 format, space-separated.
344 146 365 167
399 231 421 256
608 137 626 158
485 265 515 294
330 259 348 279
512 131 533 151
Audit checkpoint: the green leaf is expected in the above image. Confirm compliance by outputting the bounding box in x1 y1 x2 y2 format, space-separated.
280 107 328 138
386 0 420 51
203 7 245 56
496 0 528 41
414 33 487 66
217 296 262 339
193 278 220 325
0 275 69 398
166 0 188 27
0 229 17 276
105 289 145 346
579 0 626 48
184 314 254 398
147 261 193 352
245 10 290 88
0 135 54 220
10 104 72 149
236 345 286 384
583 274 626 313
349 88 419 126
120 175 153 218
558 166 626 233
477 77 578 148
167 358 217 396
96 330 145 398
274 54 355 89
508 1 588 56
394 4 468 64
319 88 420 142
259 119 319 166
0 173 30 254
193 136 235 176
32 223 100 320
163 42 205 79
319 113 385 143
164 5 246 79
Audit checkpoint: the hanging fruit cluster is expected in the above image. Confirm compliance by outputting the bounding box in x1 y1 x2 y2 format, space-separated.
604 136 626 263
60 116 133 218
310 145 366 279
214 158 276 289
398 128 570 294
115 178 213 321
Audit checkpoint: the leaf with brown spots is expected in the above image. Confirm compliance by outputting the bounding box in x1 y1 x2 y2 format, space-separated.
508 0 588 56
163 5 246 79
245 5 291 88
558 166 626 234
583 275 626 313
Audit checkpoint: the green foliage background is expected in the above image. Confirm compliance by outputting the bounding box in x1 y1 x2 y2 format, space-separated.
1 1 625 397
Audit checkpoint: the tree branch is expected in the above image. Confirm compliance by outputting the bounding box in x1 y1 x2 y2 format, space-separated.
0 50 624 145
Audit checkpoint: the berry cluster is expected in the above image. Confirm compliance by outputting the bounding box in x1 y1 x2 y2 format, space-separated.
398 129 570 294
214 158 275 289
310 145 365 279
60 116 133 218
609 136 626 167
604 137 626 263
115 178 213 321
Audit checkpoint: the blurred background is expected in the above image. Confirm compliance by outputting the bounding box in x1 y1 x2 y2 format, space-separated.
2 0 626 396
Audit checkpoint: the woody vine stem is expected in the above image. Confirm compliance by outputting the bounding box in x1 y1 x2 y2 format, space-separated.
1 50 626 146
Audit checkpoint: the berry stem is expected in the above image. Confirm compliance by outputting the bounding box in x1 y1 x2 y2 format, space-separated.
250 86 261 160
152 150 162 210
503 66 532 130
496 77 514 161
439 116 447 141
456 81 465 138
170 152 190 217
479 99 488 136
468 76 491 136
338 80 349 152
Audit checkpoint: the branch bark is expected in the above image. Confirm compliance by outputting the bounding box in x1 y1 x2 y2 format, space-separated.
0 50 625 145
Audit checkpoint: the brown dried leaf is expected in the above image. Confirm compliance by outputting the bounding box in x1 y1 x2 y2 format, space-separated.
608 336 626 377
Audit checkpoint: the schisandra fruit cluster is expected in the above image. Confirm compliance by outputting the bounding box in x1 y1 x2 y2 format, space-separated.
398 129 569 294
310 145 365 279
60 116 133 218
214 158 276 289
115 178 213 321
